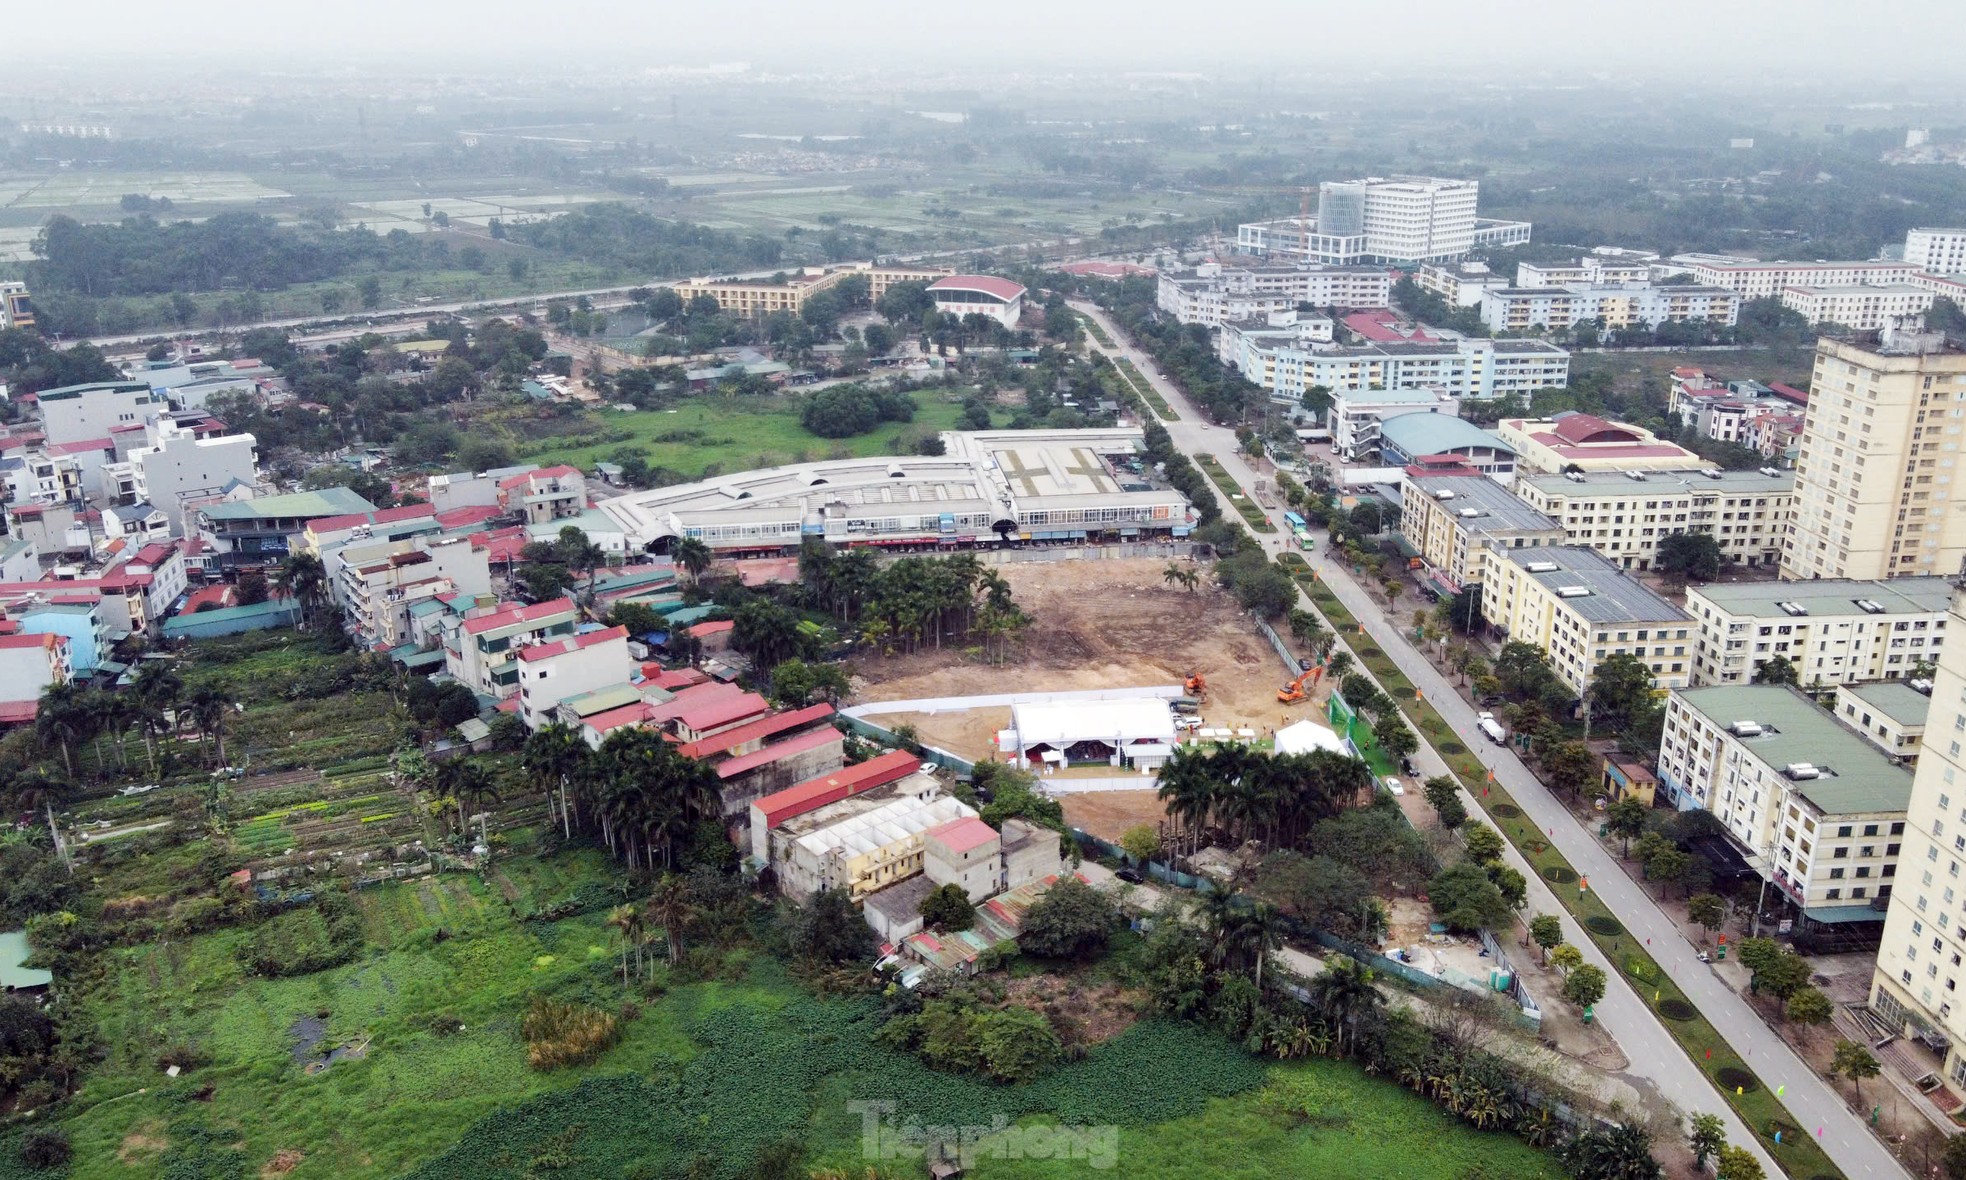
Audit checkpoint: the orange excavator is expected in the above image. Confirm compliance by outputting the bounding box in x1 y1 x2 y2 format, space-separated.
1277 664 1324 704
1184 672 1208 700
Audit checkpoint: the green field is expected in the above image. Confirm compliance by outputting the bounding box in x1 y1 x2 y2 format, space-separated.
518 389 976 477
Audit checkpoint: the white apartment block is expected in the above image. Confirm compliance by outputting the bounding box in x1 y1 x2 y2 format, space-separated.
1235 176 1530 265
1906 229 1966 275
111 421 261 536
1478 284 1740 334
1514 258 1654 287
1687 259 1921 301
1232 335 1569 403
1512 468 1793 571
1214 313 1334 370
1479 545 1693 695
1416 261 1508 307
1155 263 1392 327
35 381 158 449
1684 576 1953 687
442 597 580 700
1835 680 1930 768
1656 685 1909 915
1782 284 1936 331
426 464 542 514
3 450 83 505
1781 324 1966 581
516 625 633 731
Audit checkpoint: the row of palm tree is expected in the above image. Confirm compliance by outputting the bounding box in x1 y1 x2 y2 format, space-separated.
605 875 698 980
1156 745 1373 853
34 665 229 779
798 544 1022 656
520 723 722 872
272 552 329 629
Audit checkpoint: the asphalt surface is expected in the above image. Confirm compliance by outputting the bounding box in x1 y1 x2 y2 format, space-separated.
1075 300 1912 1180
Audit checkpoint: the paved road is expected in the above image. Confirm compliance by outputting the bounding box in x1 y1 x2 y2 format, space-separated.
1073 302 1912 1179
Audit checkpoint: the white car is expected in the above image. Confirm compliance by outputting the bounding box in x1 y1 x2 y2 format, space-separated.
1382 776 1405 795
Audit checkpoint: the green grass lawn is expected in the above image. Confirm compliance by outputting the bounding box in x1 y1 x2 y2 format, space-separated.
518 390 975 477
1194 453 1276 532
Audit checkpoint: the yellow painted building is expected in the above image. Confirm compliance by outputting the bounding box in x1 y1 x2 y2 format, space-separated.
674 262 951 319
1782 326 1966 581
1481 545 1694 696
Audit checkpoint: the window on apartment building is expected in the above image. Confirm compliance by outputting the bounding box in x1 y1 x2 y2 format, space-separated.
1828 888 1842 900
1833 847 1848 858
1830 867 1846 879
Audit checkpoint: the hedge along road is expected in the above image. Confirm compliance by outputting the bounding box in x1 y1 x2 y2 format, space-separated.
1072 300 1907 1180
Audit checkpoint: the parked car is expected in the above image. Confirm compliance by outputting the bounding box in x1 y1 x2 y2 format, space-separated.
1115 868 1145 884
1382 775 1405 795
1477 712 1507 745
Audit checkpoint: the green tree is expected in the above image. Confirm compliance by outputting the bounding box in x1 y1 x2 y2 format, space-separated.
1787 986 1833 1026
1643 845 1691 897
1752 655 1799 686
1423 775 1465 830
1529 913 1564 963
1557 1123 1660 1180
1688 893 1728 937
673 537 713 585
1372 714 1418 763
1543 741 1597 799
976 1005 1063 1083
1714 1145 1765 1180
1019 877 1120 960
918 883 976 931
1549 943 1584 974
1655 532 1722 585
1687 1113 1726 1171
1427 862 1511 933
1563 963 1607 1011
790 887 877 966
1736 937 1780 989
1587 652 1656 734
1604 796 1649 855
1829 1038 1881 1099
643 875 696 968
1759 950 1813 1001
1307 955 1386 1058
1946 1135 1966 1180
1462 822 1504 864
1119 824 1161 866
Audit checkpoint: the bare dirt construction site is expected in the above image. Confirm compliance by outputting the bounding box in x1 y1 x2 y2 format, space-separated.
849 557 1325 839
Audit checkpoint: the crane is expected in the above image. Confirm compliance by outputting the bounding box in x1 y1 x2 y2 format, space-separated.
1277 664 1324 705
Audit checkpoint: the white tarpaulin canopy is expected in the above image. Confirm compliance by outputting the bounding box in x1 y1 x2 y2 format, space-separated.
1275 719 1352 757
1009 697 1177 750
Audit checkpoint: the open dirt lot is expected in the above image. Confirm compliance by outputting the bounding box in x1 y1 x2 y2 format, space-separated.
851 557 1332 837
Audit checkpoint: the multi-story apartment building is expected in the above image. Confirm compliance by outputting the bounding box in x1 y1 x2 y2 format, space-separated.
1684 576 1953 686
1214 313 1334 370
1867 591 1966 1081
1685 259 1921 301
337 535 493 651
0 281 33 332
1399 467 1563 592
673 262 951 319
1415 261 1507 307
1232 335 1570 403
0 632 70 718
1479 545 1693 695
194 487 377 573
1656 685 1909 942
1155 263 1392 327
494 464 587 526
442 597 580 701
1834 680 1930 768
1514 258 1654 287
1781 323 1966 581
1478 283 1739 334
1512 468 1793 571
2 450 83 506
1781 284 1935 331
108 420 262 536
1235 176 1530 265
1906 228 1966 275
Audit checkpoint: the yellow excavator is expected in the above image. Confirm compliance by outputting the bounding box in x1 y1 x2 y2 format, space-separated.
1277 664 1323 704
1184 672 1208 700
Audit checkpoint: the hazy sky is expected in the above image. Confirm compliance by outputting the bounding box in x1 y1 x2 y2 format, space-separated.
5 0 1963 75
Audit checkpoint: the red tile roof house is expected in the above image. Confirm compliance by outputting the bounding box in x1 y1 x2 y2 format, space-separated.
745 750 923 862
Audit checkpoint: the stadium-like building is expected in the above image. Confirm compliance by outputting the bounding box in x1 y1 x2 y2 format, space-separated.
594 428 1194 555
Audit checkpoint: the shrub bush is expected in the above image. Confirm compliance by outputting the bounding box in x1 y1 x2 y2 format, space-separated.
19 1128 71 1169
522 996 623 1071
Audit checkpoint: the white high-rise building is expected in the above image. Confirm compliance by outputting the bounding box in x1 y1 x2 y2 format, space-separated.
1906 228 1966 275
1236 176 1530 266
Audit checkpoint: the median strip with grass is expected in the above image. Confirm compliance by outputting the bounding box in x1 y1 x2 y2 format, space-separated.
1291 572 1845 1180
1194 453 1276 532
1111 357 1180 420
1076 312 1116 348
